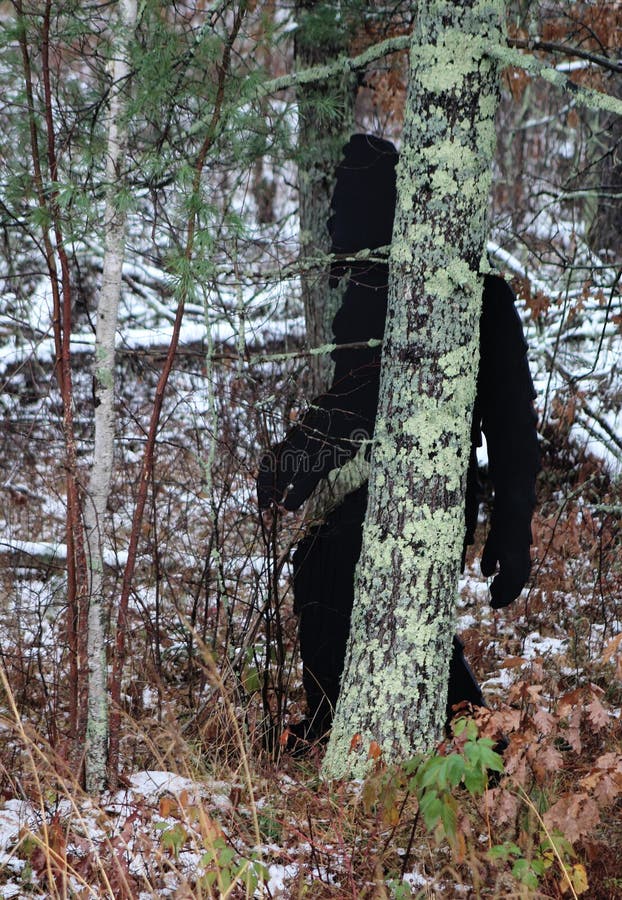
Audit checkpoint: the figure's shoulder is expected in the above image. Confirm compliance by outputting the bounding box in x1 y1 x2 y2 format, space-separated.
481 273 521 326
480 274 528 358
329 133 398 255
482 273 517 307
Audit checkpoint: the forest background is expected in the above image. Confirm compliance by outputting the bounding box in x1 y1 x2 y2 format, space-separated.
0 0 621 896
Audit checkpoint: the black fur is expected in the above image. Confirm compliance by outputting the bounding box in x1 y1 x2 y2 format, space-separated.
258 134 540 734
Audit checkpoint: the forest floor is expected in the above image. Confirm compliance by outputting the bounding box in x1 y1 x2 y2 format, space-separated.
0 345 621 899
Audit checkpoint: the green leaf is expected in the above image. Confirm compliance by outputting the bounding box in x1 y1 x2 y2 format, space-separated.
542 830 575 860
452 717 467 737
219 846 235 866
512 858 539 889
419 788 443 830
465 718 479 741
387 877 414 899
403 755 423 777
488 842 521 861
160 823 187 857
477 743 505 773
201 870 218 887
243 665 261 694
463 740 482 767
417 755 446 789
445 753 465 787
439 795 458 840
463 766 486 795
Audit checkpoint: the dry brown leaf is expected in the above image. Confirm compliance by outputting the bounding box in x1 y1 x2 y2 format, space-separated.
368 740 382 761
530 743 565 784
349 733 362 752
533 707 557 736
580 770 601 791
500 656 527 668
595 751 622 772
481 786 519 826
566 108 580 130
593 773 622 807
581 753 622 806
159 796 178 818
503 66 531 102
586 697 610 731
602 632 622 664
503 735 529 784
493 708 522 733
566 706 582 753
557 687 584 716
526 684 544 703
543 793 600 844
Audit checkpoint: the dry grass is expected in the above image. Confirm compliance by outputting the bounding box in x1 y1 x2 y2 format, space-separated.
0 354 621 898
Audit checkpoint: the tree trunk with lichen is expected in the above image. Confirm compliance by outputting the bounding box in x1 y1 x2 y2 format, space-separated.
322 0 506 781
296 0 356 393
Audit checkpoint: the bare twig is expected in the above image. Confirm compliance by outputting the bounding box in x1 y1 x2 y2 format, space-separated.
508 36 622 76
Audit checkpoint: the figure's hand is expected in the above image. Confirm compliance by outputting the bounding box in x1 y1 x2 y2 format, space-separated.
257 448 286 510
481 530 531 609
256 444 301 511
256 432 324 512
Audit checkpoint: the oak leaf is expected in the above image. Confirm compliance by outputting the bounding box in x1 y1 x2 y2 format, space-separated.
493 708 521 733
557 687 583 717
530 743 564 784
581 753 622 806
543 793 600 844
500 656 527 668
494 789 519 825
533 707 556 736
586 696 609 731
159 796 178 818
595 751 622 772
602 632 622 664
565 706 582 753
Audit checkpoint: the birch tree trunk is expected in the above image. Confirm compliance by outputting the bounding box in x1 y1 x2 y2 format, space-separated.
83 0 137 794
323 0 505 780
296 0 356 393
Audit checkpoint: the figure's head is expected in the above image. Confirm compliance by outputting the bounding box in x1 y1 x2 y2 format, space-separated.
328 133 398 255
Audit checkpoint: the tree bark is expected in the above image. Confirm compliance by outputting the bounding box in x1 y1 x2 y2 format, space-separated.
586 73 622 258
83 0 137 795
323 0 505 780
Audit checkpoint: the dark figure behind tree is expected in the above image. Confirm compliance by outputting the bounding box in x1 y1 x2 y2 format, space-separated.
258 134 540 748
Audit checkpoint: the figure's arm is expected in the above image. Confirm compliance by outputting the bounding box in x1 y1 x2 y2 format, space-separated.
257 362 379 511
258 135 396 513
477 276 541 608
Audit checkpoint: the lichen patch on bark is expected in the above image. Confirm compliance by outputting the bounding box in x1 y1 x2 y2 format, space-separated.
322 0 505 782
